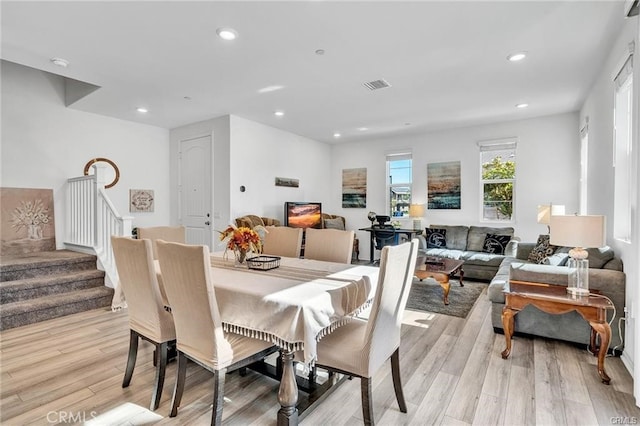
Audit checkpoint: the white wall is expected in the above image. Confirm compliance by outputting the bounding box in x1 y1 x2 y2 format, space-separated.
170 114 332 251
580 14 639 394
1 61 170 246
331 112 580 260
229 115 332 223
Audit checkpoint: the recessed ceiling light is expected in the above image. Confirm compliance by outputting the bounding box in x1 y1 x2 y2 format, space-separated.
50 57 69 67
333 133 341 138
258 85 284 93
274 111 284 117
136 107 148 113
507 52 527 62
516 103 529 109
357 127 368 131
216 28 238 41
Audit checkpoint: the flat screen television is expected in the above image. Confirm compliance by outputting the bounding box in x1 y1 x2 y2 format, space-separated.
284 202 322 229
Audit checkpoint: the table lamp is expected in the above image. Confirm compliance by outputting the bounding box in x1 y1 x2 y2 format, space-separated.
550 214 606 296
409 204 425 230
537 203 565 233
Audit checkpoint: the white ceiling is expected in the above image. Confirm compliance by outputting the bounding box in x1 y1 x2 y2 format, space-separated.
0 1 626 144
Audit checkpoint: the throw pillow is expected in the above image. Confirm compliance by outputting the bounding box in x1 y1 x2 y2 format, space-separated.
482 233 511 255
527 234 558 264
425 228 447 248
543 252 570 266
585 247 614 268
323 218 345 230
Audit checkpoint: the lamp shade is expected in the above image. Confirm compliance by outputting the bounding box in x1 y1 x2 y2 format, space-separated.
549 215 606 248
409 204 425 218
537 204 566 225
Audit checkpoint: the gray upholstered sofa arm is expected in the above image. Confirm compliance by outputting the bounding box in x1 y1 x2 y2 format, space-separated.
488 260 626 350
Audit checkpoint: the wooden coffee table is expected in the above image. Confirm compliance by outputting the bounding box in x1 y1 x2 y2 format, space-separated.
414 256 464 305
501 280 614 384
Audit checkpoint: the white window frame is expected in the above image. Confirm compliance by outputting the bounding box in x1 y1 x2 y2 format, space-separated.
613 52 633 243
386 153 412 218
478 138 517 223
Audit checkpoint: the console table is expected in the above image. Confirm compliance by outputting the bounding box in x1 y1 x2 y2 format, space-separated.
501 280 614 384
359 227 421 263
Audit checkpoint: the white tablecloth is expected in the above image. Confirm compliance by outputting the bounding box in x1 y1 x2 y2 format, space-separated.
210 253 378 364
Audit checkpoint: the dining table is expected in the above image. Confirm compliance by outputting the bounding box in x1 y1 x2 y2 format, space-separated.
204 253 379 425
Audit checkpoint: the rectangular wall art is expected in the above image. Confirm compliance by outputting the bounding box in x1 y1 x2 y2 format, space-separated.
427 161 461 209
0 187 56 255
342 168 367 208
275 177 299 188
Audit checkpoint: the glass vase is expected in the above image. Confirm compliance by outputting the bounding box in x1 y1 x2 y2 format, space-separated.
234 249 248 267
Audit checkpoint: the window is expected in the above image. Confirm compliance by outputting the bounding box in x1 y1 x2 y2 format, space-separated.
479 139 517 222
613 53 633 242
387 154 412 218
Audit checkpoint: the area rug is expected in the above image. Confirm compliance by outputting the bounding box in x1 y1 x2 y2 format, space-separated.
406 279 486 318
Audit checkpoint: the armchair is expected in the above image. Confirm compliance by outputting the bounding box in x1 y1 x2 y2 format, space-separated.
235 214 281 229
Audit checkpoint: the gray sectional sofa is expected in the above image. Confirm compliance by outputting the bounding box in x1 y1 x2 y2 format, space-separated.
416 225 626 352
488 242 626 352
416 225 518 280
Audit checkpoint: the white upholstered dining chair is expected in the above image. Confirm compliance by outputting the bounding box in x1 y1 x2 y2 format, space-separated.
111 236 176 411
314 239 419 425
304 227 355 264
137 226 186 259
155 240 278 425
262 226 303 258
137 226 186 306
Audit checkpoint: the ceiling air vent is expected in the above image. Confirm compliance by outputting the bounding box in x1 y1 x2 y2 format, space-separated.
363 79 391 91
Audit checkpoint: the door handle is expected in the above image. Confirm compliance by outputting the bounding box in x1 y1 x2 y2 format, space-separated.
205 221 211 225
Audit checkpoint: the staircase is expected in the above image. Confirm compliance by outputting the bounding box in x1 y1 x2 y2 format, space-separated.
0 250 113 330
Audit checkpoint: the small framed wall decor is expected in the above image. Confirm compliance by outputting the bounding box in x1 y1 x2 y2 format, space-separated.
275 177 299 188
130 189 154 212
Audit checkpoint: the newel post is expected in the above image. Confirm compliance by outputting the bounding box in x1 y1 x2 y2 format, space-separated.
93 164 108 247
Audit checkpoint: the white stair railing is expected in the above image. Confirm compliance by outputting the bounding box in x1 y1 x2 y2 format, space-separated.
66 164 133 308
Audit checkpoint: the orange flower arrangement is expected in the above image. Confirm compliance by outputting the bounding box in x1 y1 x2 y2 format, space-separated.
218 225 262 263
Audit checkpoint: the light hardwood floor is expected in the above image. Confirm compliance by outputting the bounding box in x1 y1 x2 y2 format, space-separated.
2 286 639 425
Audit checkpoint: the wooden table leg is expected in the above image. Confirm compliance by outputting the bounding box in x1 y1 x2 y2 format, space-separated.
501 306 515 359
589 321 612 384
589 327 598 355
458 267 464 287
277 349 299 425
439 278 451 305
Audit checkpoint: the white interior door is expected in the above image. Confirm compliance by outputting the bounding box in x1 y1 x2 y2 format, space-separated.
179 135 212 248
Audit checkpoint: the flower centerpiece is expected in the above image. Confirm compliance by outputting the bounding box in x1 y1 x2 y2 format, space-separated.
218 225 262 265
